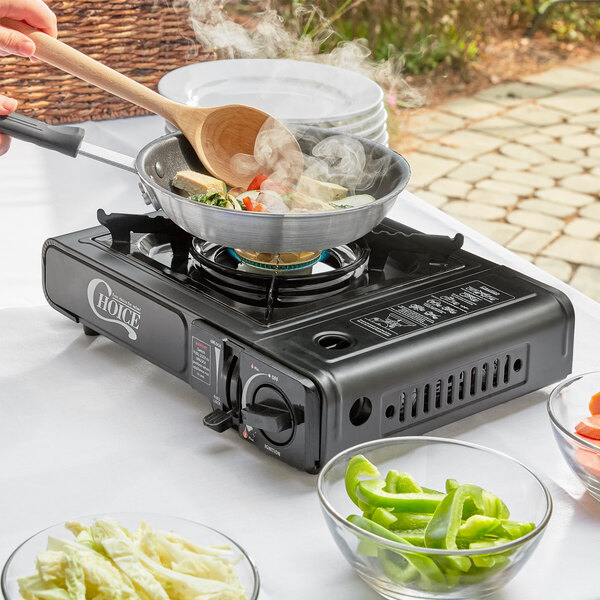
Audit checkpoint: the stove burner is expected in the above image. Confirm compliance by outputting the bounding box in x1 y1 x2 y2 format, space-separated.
190 239 369 310
231 249 324 274
95 211 468 325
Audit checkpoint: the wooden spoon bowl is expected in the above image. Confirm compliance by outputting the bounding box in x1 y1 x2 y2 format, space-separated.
1 18 303 188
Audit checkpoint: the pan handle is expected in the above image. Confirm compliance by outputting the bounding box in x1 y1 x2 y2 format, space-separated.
0 113 84 157
0 113 137 173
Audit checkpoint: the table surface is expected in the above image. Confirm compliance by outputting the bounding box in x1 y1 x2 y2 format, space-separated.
1 116 599 600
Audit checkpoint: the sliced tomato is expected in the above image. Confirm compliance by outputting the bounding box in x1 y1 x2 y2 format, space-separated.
589 391 600 416
575 415 600 440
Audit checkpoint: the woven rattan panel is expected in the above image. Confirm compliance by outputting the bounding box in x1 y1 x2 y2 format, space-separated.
0 0 214 124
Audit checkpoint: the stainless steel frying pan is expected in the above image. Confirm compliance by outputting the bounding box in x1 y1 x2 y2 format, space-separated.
0 113 410 252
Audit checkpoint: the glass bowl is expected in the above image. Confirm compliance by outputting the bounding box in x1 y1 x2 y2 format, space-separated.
317 437 552 600
548 371 600 501
1 513 259 600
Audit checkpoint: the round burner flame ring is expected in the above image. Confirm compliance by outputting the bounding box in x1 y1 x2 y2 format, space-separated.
229 249 327 271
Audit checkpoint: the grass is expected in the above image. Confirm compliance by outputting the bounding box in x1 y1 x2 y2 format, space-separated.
277 0 600 75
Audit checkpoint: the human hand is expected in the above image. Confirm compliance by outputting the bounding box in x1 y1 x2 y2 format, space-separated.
0 0 57 155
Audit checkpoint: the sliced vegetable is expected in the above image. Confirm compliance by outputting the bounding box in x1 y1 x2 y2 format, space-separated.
589 391 600 416
344 454 380 509
493 519 535 540
247 174 291 195
189 192 230 208
384 471 423 494
18 519 246 600
347 515 446 588
575 448 600 478
391 513 432 531
240 196 265 212
357 479 445 513
575 415 600 440
457 515 500 541
344 459 536 593
576 433 600 447
371 507 398 529
247 174 269 191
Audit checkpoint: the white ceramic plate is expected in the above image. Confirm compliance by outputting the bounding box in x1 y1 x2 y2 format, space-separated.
356 117 387 139
163 103 386 135
324 105 387 135
158 59 384 123
372 130 389 146
301 101 385 129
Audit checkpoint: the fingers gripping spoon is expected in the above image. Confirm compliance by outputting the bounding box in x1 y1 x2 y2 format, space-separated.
1 18 303 188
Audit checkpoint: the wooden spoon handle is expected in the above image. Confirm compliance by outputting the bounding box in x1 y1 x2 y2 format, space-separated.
1 18 185 122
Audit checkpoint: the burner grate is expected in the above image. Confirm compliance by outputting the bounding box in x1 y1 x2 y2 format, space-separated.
190 240 369 312
94 211 469 325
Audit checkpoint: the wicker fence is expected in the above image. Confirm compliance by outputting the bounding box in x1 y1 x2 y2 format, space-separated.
0 0 214 124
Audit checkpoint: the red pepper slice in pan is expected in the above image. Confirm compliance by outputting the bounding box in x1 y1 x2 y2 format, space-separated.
241 196 265 212
248 174 269 191
248 173 292 195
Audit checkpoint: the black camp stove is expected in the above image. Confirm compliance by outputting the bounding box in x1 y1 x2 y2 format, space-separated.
42 210 574 472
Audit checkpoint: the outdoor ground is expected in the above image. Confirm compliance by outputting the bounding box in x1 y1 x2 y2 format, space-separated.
389 32 600 303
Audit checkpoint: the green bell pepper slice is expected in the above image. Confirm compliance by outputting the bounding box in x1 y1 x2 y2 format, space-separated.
384 470 423 493
345 455 380 510
378 549 419 584
357 479 445 513
348 515 446 587
391 513 432 530
457 515 500 540
425 484 510 551
495 519 535 540
371 507 398 529
392 528 426 546
445 478 460 493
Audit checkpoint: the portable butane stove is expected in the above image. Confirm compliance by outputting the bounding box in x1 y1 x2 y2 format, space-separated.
42 210 574 472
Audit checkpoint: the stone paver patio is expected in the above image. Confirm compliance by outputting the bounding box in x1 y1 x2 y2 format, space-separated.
392 58 600 303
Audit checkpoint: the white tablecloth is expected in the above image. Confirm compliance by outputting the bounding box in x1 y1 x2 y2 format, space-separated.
1 116 600 600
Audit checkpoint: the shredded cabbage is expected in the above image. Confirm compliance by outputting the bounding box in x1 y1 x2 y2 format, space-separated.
18 519 246 600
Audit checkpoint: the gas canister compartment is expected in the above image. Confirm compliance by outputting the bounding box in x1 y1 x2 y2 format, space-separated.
380 344 529 434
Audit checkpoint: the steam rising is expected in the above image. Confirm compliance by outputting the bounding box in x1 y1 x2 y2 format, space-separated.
231 117 304 187
302 134 391 193
185 0 423 108
185 0 411 192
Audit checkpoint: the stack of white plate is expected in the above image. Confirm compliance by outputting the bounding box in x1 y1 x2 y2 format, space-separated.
158 58 388 146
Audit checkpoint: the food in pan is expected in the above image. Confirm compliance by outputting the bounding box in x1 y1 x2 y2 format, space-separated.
17 518 246 600
172 171 376 214
171 171 228 197
344 455 535 590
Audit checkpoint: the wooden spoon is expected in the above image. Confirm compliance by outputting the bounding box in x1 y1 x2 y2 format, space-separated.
1 18 303 188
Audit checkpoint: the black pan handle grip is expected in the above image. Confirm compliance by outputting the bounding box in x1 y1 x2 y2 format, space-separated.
0 113 84 157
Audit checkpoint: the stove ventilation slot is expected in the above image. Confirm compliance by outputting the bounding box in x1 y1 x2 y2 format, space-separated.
382 345 528 434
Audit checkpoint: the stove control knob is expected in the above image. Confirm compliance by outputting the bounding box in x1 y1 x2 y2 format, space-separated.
242 401 292 433
242 385 294 445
